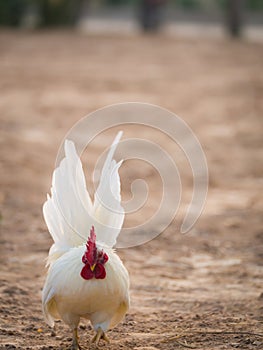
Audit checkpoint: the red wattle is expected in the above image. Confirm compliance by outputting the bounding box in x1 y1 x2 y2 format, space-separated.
80 264 94 280
94 263 106 279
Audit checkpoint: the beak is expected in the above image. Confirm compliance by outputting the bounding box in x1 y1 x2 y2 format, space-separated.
90 264 96 272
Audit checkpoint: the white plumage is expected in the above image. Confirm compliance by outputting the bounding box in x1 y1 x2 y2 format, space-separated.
42 132 129 348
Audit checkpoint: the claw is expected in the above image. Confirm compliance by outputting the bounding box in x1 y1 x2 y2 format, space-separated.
102 333 110 343
91 327 110 346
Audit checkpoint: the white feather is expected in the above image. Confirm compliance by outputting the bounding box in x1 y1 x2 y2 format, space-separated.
43 131 124 264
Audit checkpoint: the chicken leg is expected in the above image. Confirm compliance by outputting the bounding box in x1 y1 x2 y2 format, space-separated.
91 327 110 346
71 328 81 350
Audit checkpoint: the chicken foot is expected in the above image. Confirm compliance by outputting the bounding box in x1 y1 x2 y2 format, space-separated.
71 328 81 350
91 327 110 346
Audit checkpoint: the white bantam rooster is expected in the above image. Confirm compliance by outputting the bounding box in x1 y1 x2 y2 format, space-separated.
42 132 129 349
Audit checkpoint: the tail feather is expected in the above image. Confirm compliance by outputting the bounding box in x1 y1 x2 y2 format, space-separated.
93 132 124 246
43 132 124 263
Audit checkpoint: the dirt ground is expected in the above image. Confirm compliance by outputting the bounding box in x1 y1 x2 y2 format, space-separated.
0 29 263 350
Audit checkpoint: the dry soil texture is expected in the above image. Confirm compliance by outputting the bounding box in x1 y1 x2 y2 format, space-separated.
0 30 263 350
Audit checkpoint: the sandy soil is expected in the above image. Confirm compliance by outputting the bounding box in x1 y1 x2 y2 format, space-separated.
0 30 263 350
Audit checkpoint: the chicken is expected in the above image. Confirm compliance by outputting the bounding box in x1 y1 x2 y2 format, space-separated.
42 132 130 349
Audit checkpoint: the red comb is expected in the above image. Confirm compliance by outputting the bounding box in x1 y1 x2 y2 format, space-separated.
89 226 96 243
82 226 97 266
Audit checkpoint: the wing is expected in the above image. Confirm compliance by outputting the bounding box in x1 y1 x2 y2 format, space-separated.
92 131 125 247
43 132 124 264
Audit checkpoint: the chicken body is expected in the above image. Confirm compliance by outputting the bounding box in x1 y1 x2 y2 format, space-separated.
42 132 130 348
42 244 129 335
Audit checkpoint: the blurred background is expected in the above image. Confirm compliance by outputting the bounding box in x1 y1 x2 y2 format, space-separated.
1 1 263 349
0 0 263 38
